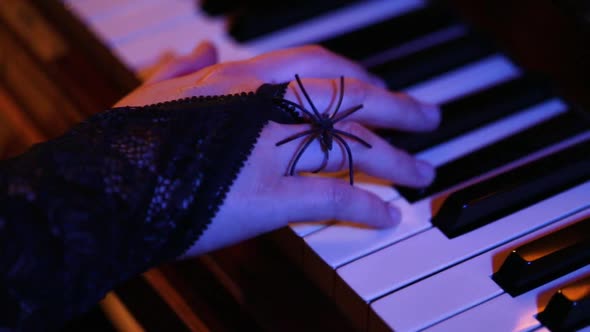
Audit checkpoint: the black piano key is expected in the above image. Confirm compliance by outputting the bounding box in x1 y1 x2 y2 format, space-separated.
537 275 590 332
491 216 590 297
319 5 460 62
200 0 244 16
430 138 590 238
200 0 285 16
228 0 359 42
378 75 555 153
369 30 497 90
398 109 590 202
61 305 116 332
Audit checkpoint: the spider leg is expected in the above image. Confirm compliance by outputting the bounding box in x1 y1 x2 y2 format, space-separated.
274 98 318 121
330 76 345 120
333 129 372 148
288 132 320 176
312 148 329 173
295 74 322 119
332 104 364 124
275 129 316 146
332 134 356 185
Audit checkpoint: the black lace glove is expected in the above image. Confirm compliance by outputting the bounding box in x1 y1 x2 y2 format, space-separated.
0 83 297 331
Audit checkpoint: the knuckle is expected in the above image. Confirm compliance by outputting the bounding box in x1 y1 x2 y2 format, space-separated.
343 77 368 100
200 62 244 81
337 121 363 135
399 92 423 115
302 44 331 57
188 65 223 87
204 63 232 78
400 92 422 111
325 183 352 212
336 121 371 149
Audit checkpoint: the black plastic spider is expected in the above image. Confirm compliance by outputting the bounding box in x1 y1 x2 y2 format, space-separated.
275 74 372 185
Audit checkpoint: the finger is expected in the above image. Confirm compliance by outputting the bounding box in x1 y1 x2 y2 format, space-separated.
145 41 218 84
283 77 440 132
280 176 400 228
248 45 386 87
273 121 435 187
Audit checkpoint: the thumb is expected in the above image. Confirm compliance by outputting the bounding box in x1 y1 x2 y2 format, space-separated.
282 176 400 228
144 40 218 84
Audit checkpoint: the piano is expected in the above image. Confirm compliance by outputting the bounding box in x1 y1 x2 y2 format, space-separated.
1 0 589 331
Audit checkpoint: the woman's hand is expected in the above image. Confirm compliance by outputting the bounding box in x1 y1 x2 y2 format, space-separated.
117 43 441 257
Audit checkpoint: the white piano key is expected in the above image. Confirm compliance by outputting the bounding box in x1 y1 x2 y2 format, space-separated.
85 0 195 47
304 196 430 270
361 24 469 68
64 0 427 63
244 0 426 54
112 16 199 69
290 221 333 237
303 98 567 273
369 209 590 332
113 13 253 70
64 0 154 23
405 54 521 105
92 0 430 71
282 172 401 268
416 98 567 166
353 179 399 203
114 1 419 70
424 266 590 332
336 180 590 303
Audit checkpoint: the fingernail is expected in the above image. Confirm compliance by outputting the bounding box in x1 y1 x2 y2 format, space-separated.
421 103 441 125
415 159 435 183
388 204 401 225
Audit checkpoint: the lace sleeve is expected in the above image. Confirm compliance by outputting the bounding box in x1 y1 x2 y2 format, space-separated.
0 83 297 331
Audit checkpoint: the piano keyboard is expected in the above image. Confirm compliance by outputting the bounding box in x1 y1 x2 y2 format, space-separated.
60 0 590 331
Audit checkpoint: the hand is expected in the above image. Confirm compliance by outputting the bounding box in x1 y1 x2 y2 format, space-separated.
116 43 441 257
139 40 218 85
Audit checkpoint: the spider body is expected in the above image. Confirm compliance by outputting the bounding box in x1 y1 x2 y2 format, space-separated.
275 74 371 185
317 113 335 151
